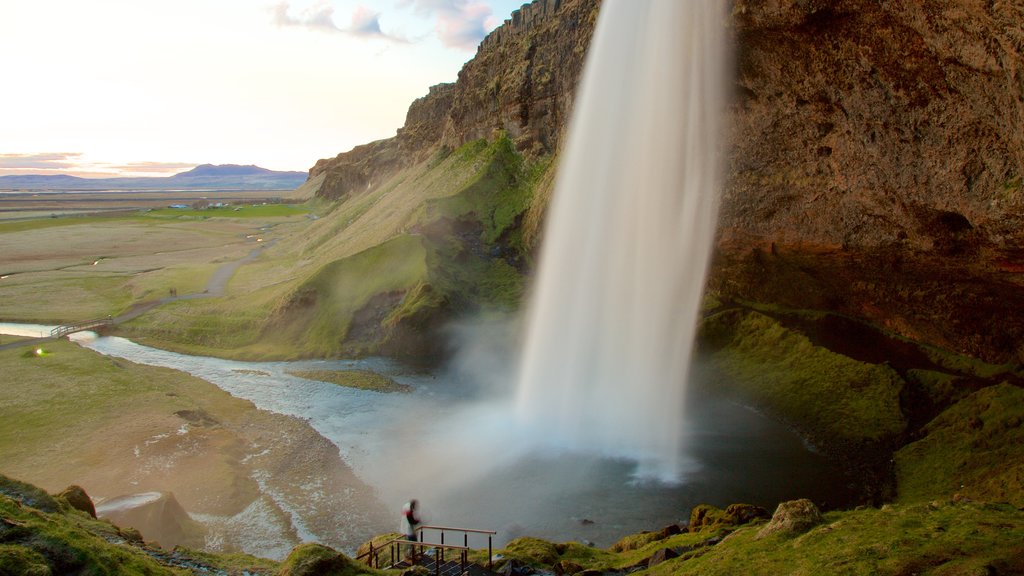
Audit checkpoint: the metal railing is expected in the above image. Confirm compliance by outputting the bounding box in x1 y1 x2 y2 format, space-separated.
357 524 497 574
50 316 113 338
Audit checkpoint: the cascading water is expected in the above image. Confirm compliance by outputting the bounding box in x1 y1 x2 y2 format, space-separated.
514 0 729 481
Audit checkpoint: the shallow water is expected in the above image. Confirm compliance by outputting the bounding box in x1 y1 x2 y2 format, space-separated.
2 324 852 551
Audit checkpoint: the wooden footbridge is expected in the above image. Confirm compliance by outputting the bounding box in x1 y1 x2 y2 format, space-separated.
50 317 113 338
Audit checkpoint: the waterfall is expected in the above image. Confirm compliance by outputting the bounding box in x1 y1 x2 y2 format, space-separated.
514 0 729 481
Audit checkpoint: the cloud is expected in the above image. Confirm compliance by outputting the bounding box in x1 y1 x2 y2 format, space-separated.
0 152 82 171
272 2 407 43
0 154 198 178
399 0 494 51
104 161 197 175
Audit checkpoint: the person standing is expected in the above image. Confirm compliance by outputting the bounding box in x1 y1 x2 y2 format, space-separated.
401 499 421 541
401 499 422 561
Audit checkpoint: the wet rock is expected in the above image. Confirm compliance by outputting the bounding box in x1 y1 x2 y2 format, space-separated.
497 558 536 576
659 523 682 538
755 499 824 539
57 485 96 518
646 547 680 567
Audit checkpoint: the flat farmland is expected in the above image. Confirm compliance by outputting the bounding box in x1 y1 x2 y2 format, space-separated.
0 194 311 324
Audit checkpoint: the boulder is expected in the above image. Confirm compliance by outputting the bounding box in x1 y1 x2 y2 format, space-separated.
278 543 366 576
755 499 824 539
659 523 683 538
57 485 96 518
647 547 680 568
689 503 771 533
95 491 204 549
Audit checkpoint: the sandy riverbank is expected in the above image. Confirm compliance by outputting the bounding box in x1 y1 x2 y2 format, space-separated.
0 338 390 558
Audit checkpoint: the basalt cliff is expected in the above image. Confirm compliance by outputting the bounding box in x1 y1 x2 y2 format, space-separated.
306 0 1024 366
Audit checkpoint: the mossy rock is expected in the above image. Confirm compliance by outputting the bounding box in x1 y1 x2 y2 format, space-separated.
754 499 823 539
278 543 376 576
56 485 95 518
610 531 663 552
0 474 59 513
354 532 402 565
689 503 770 534
501 537 561 566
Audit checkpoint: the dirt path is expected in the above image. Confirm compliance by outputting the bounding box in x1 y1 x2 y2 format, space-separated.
0 240 275 350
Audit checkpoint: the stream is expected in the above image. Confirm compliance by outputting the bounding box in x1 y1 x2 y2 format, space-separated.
1 323 853 551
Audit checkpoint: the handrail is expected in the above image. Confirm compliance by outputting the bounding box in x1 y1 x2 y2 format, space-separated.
418 524 498 536
358 537 471 576
357 524 497 572
416 524 496 570
50 316 113 338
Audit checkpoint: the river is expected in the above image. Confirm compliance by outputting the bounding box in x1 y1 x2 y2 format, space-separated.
1 323 852 551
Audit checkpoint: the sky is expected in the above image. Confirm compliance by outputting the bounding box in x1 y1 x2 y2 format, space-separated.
0 0 527 178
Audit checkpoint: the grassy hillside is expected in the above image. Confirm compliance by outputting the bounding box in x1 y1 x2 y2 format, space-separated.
118 135 549 360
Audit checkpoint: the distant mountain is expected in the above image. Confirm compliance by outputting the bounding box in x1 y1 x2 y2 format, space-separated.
0 164 307 191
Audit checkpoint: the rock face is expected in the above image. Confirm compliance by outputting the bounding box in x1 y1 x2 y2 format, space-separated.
715 0 1024 363
309 0 598 201
308 0 1024 362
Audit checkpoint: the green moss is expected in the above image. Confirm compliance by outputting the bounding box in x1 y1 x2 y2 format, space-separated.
0 491 181 575
642 501 1024 575
0 475 60 513
894 383 1024 506
173 548 278 575
0 544 51 576
277 543 380 576
499 537 561 566
285 370 411 393
144 204 308 219
700 309 907 449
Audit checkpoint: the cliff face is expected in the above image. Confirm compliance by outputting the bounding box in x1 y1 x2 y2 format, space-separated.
716 0 1024 363
309 0 598 200
309 0 1024 362
725 0 1024 249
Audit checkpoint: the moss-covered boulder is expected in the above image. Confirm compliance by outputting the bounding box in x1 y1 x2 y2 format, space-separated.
688 503 770 534
501 537 561 566
56 485 95 518
754 499 823 540
354 532 402 563
278 543 376 576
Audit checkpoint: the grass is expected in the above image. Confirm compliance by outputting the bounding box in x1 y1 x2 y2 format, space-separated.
144 204 309 219
0 339 265 515
0 486 185 575
285 369 411 393
894 382 1024 506
460 501 1024 576
646 501 1024 575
